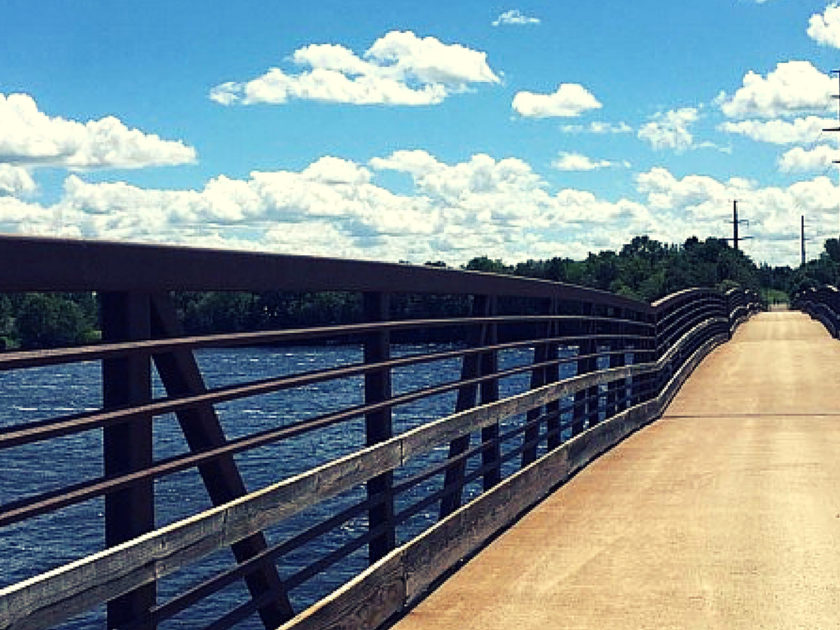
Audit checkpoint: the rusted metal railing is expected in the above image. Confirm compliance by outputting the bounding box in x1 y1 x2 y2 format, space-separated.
0 236 762 630
793 286 840 337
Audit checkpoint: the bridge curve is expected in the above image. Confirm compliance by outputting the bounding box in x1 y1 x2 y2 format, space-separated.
393 311 840 629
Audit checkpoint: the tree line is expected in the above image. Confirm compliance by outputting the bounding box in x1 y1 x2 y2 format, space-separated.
1 234 832 349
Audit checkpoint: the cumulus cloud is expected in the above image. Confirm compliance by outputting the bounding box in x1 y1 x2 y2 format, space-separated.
492 10 540 26
637 107 698 151
778 144 838 172
0 165 36 196
808 4 840 48
512 84 602 118
717 61 833 119
210 31 500 107
0 93 196 169
6 144 835 267
1 150 657 264
560 121 633 134
551 152 626 171
634 166 840 265
718 116 836 144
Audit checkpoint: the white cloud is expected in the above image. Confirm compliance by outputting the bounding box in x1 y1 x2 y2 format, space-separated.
0 165 35 196
512 84 602 118
717 61 833 119
778 144 838 172
0 93 196 169
636 167 749 216
551 152 625 171
634 166 840 265
808 4 840 48
560 121 633 134
718 116 837 144
637 107 698 151
492 10 540 26
210 31 499 107
7 147 838 267
1 151 655 264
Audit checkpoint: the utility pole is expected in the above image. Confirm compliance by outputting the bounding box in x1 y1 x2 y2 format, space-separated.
733 201 740 250
727 200 752 251
801 215 806 266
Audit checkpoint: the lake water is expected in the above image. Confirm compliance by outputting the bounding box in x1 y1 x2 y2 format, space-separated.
0 344 581 629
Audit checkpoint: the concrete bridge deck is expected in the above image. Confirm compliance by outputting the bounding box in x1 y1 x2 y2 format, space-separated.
394 311 840 629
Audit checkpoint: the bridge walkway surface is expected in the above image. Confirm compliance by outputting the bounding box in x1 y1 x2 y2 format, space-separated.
392 311 840 629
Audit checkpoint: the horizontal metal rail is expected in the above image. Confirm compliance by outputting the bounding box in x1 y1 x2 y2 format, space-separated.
794 286 840 337
0 315 653 372
0 235 648 309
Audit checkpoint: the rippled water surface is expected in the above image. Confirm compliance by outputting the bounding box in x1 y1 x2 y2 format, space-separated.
0 344 576 629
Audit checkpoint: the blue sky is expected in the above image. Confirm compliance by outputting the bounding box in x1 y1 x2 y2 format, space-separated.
3 0 840 266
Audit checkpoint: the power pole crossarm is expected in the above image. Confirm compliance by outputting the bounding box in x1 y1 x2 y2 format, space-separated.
725 200 752 251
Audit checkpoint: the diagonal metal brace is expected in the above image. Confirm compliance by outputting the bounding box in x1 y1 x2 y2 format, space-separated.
149 293 294 628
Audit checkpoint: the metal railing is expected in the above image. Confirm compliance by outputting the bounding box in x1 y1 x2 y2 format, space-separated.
793 286 840 337
0 236 762 630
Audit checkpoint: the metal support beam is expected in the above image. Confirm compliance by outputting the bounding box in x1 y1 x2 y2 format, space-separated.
544 299 562 450
522 298 552 467
101 292 155 629
606 308 626 417
363 292 395 563
439 295 491 518
572 303 596 436
480 297 501 491
149 294 293 627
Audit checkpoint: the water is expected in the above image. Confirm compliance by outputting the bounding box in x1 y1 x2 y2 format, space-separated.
0 344 581 628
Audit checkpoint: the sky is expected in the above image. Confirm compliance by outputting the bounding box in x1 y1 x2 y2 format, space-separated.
3 1 840 267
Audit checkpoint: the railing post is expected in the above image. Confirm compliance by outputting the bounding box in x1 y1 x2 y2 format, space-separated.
440 295 490 518
723 291 730 336
606 307 626 417
363 292 395 564
100 292 155 630
522 298 551 467
655 304 667 398
643 309 658 403
544 298 562 450
572 302 595 436
480 296 501 490
587 305 603 426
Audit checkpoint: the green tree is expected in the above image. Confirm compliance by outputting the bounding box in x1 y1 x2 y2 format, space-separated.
463 256 513 274
14 294 91 349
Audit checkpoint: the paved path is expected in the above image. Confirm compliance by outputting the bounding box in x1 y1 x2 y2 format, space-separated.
393 312 840 629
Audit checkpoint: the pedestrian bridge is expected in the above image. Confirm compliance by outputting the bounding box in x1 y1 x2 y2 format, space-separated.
1 236 834 630
393 310 840 630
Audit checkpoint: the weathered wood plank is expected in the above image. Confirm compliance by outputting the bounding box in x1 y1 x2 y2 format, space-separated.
0 445 401 630
277 554 405 630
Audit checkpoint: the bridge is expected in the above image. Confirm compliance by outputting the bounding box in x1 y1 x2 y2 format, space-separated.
2 235 832 630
